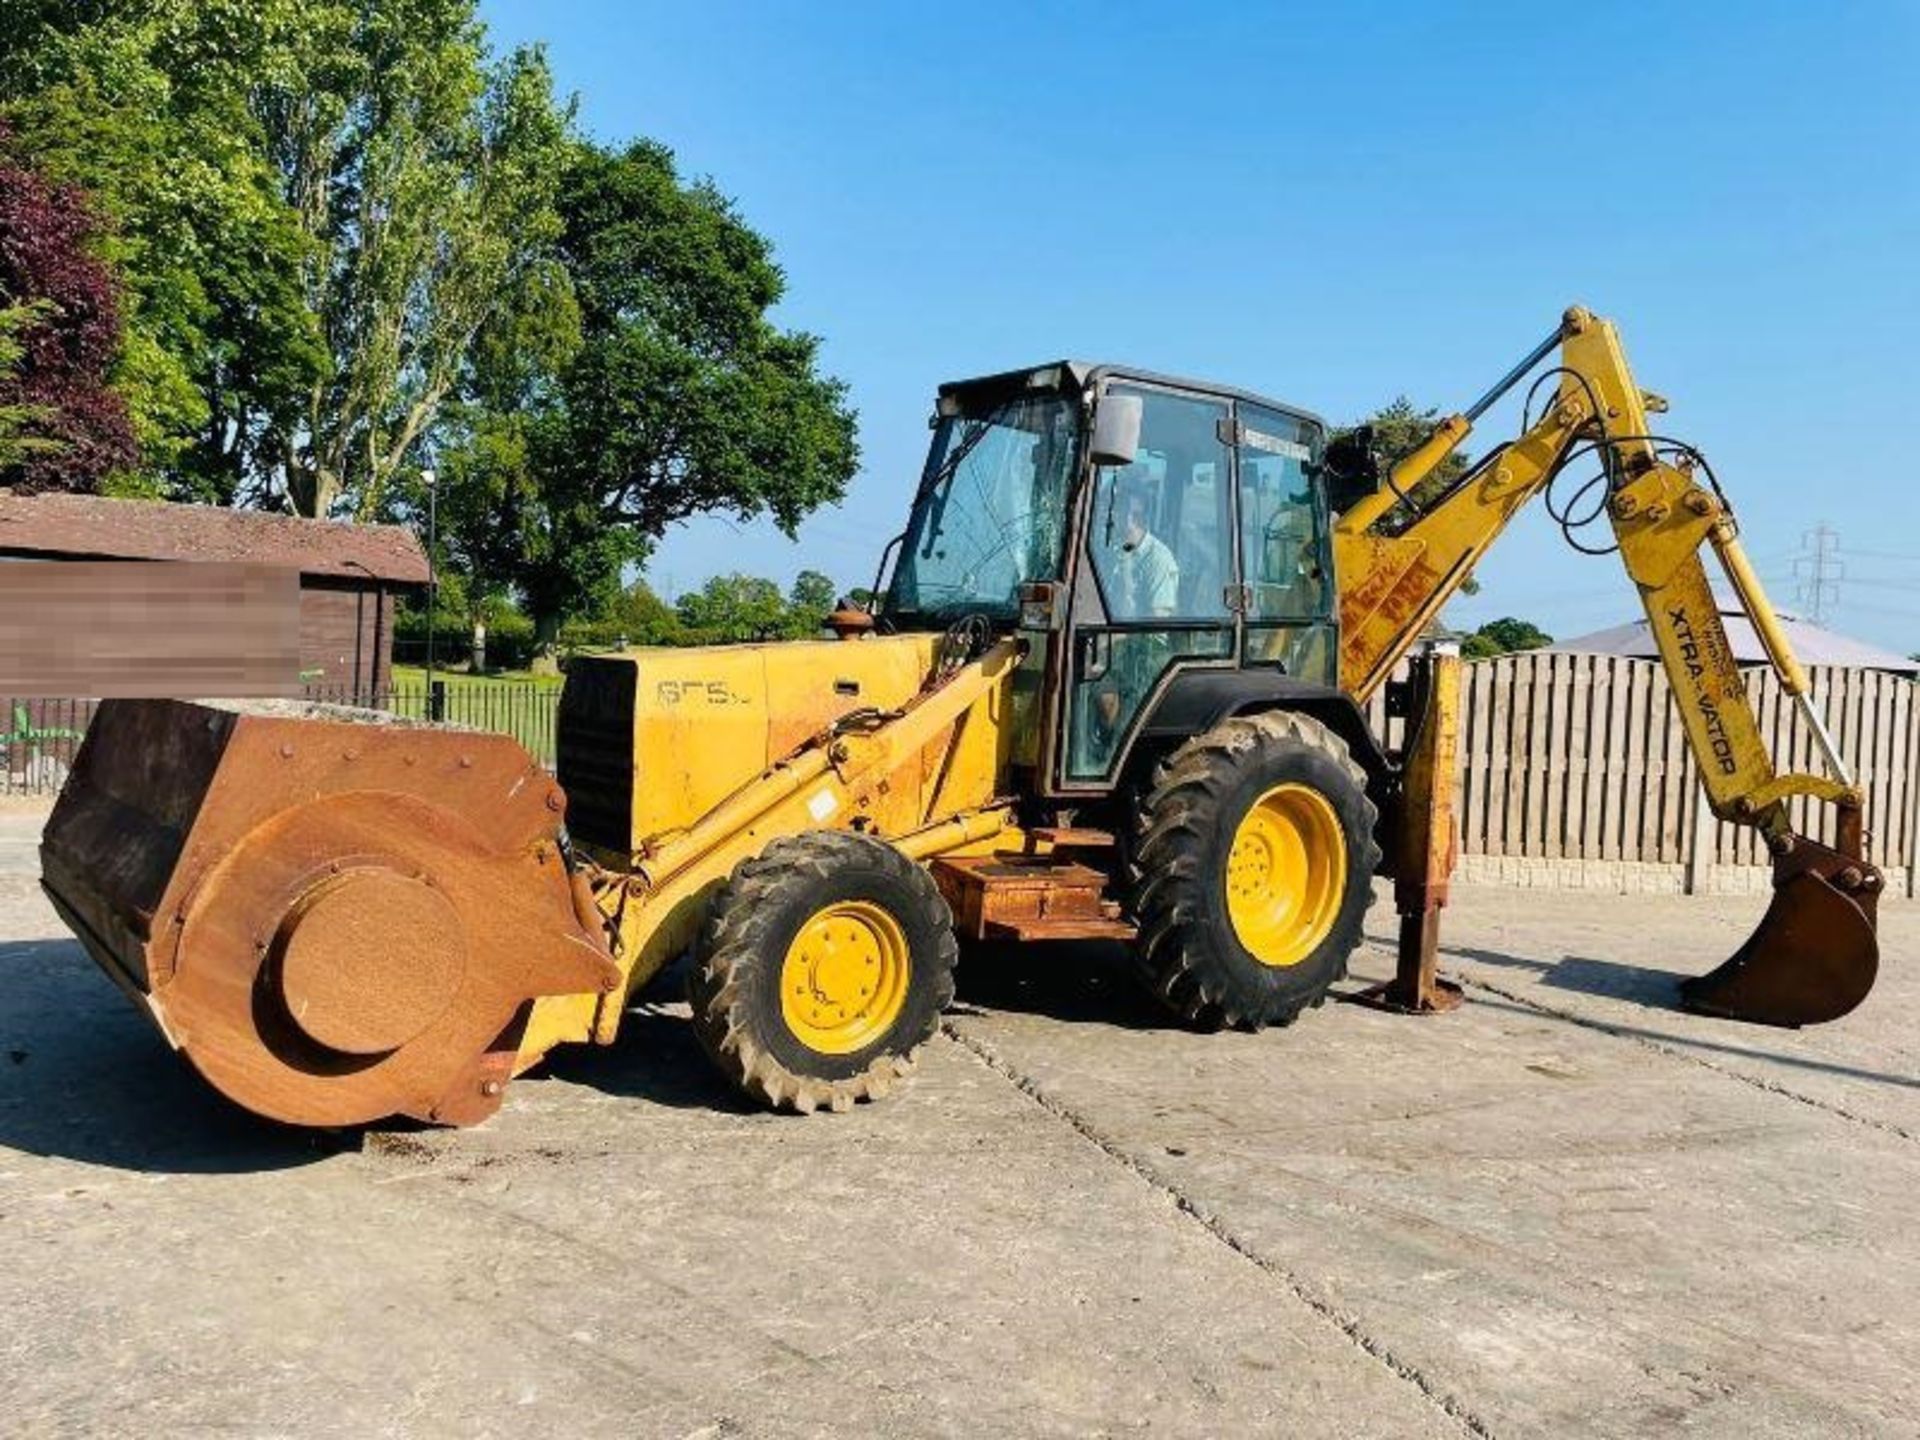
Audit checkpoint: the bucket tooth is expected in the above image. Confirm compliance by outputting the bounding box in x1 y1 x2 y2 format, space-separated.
1679 834 1881 1028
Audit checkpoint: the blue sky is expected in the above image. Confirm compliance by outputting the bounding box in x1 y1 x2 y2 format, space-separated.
483 0 1919 652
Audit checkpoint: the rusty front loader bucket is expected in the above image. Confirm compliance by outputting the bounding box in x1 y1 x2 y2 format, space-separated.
1679 823 1881 1028
39 699 618 1127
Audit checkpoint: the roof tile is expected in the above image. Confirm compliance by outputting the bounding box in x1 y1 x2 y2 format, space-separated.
0 492 429 586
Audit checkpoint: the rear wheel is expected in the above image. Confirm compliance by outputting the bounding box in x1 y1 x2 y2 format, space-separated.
1132 711 1378 1029
689 831 958 1112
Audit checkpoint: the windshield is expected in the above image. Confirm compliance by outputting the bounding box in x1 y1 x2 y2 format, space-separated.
885 391 1079 621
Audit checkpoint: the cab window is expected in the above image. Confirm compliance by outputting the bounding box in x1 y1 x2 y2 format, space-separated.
1086 388 1234 623
1237 404 1327 622
1068 385 1236 780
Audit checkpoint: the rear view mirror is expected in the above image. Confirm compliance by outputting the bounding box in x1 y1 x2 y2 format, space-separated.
1090 394 1142 468
1315 425 1382 513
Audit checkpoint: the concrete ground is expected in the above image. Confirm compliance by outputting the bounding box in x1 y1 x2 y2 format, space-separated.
1 798 1915 1438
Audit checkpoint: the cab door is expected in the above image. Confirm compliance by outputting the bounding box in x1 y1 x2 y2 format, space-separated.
1054 381 1239 788
1233 402 1336 683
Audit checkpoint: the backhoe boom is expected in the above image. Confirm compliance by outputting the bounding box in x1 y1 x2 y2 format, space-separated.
1332 306 1881 1024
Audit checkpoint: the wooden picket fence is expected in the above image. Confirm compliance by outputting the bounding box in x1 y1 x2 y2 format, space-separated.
1365 652 1920 894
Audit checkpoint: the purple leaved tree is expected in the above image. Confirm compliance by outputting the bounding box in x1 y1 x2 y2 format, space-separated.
0 125 137 493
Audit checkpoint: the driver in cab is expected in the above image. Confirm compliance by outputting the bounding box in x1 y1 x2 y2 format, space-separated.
1084 473 1181 766
1104 476 1178 620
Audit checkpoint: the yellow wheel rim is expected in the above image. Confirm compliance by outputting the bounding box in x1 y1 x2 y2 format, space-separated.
1224 782 1347 968
779 900 912 1055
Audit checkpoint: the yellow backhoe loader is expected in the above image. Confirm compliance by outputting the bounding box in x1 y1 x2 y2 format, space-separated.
39 306 1884 1127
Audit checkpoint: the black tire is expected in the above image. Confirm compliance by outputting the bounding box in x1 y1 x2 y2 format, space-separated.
1132 711 1378 1030
688 830 958 1113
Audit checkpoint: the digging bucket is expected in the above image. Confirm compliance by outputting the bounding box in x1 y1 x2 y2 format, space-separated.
1679 825 1881 1028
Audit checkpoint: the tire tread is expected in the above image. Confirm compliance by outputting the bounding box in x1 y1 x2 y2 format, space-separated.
1131 711 1380 1030
688 831 957 1114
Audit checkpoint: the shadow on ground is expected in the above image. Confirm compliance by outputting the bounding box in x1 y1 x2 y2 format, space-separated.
0 937 752 1171
953 938 1185 1031
547 943 1189 1109
0 938 352 1174
540 1000 756 1115
1436 939 1920 1094
1440 942 1690 1009
38 918 1875 1176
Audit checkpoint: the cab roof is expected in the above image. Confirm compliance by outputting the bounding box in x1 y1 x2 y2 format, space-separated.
936 360 1325 432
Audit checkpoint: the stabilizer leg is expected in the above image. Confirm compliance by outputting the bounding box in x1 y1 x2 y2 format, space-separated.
1350 644 1465 1016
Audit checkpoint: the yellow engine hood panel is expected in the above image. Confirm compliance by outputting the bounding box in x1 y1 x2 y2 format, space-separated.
560 633 1013 857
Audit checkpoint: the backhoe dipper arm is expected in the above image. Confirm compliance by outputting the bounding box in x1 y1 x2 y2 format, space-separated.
1332 305 1882 1026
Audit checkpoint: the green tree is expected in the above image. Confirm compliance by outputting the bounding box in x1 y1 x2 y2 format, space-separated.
787 568 838 634
2 3 327 498
422 224 583 659
677 572 790 643
605 580 685 646
4 3 852 651
0 303 50 471
261 5 572 519
1461 616 1553 659
458 138 857 657
1331 396 1471 514
2 0 570 515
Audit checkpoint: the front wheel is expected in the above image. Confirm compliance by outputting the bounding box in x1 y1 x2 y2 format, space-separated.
1131 711 1378 1029
688 831 958 1113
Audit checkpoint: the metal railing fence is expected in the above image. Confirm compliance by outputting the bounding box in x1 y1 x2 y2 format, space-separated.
1 685 564 795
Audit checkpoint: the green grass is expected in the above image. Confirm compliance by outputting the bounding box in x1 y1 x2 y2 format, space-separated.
392 664 564 690
389 664 561 762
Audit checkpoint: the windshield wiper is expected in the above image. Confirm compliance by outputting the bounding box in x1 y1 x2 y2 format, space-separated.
919 403 1010 558
925 405 1008 493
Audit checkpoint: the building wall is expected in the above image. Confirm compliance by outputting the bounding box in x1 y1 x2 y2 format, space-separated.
298 578 393 695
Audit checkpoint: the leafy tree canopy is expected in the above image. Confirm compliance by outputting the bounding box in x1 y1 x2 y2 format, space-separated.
2 3 326 497
0 302 51 471
676 572 790 643
604 579 685 647
435 137 859 654
3 3 857 652
274 11 573 521
1461 616 1553 659
2 0 569 516
789 569 837 621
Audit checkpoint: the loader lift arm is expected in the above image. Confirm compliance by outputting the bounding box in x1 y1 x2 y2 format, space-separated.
1330 305 1881 1024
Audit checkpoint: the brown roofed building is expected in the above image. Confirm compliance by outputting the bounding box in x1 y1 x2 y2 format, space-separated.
0 492 429 694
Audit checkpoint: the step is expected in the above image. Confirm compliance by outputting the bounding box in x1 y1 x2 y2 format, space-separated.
1027 826 1117 851
932 855 1122 943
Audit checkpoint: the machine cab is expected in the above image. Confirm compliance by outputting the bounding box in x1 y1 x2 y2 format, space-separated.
883 362 1336 795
